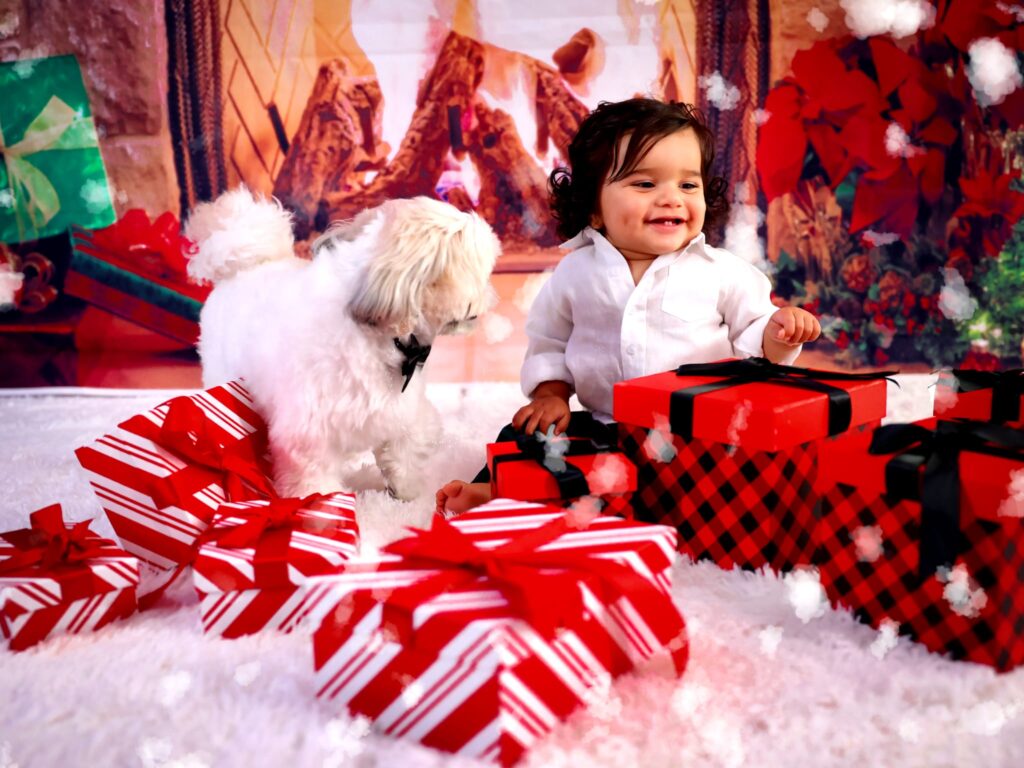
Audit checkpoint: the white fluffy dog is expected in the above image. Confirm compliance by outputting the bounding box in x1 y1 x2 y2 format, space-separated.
184 188 500 499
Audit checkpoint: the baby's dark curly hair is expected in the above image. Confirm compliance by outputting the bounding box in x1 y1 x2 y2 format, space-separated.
549 98 729 240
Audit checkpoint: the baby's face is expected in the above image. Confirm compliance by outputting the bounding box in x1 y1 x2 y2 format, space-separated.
593 128 707 262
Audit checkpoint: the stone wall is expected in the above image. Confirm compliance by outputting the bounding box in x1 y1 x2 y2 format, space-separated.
0 0 179 218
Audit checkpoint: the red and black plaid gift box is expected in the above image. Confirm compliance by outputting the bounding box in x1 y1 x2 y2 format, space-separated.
815 418 1024 671
934 368 1023 426
486 434 637 518
613 358 890 572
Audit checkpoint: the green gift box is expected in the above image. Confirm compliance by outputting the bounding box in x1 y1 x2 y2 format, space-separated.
0 54 116 244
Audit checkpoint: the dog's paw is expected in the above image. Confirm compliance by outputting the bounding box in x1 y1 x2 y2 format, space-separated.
385 476 423 502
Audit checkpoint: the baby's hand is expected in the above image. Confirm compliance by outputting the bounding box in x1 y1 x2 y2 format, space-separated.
767 306 821 346
512 396 571 436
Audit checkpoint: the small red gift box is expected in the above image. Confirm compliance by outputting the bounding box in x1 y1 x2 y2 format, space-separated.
74 380 277 598
613 358 891 572
309 498 687 766
486 434 637 517
65 210 209 345
815 418 1024 671
0 505 139 651
192 492 359 638
934 368 1023 425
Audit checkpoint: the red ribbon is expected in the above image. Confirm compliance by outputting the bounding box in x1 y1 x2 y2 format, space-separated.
0 505 110 574
140 495 328 609
149 397 277 511
379 515 688 673
204 495 326 585
91 209 192 281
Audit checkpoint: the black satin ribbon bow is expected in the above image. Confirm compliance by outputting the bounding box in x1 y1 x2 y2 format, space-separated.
868 420 1024 578
942 368 1024 423
490 432 615 499
669 358 899 441
393 334 432 392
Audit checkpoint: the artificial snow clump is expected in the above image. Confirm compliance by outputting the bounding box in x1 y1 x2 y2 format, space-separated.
938 267 979 321
322 716 372 768
723 188 767 269
885 122 924 158
967 38 1023 106
0 266 22 310
784 568 829 623
79 179 111 214
700 72 742 111
726 398 753 448
861 230 900 247
998 468 1024 518
870 617 900 659
481 311 513 343
807 7 829 32
642 415 677 463
585 453 631 495
840 0 936 38
565 495 603 529
939 564 988 618
233 661 261 687
852 524 884 562
513 270 552 314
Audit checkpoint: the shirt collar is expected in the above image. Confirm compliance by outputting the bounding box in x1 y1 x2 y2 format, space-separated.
562 227 715 267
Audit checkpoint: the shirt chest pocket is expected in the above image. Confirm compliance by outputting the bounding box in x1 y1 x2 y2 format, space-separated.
660 265 720 322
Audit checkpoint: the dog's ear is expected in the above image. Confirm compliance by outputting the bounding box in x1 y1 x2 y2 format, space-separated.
348 198 469 334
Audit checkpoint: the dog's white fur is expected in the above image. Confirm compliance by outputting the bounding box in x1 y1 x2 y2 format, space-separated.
185 187 500 499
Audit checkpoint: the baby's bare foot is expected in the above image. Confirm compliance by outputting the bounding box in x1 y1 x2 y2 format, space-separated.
435 480 492 516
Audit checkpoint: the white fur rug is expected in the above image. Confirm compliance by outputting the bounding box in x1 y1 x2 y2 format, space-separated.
2 377 1023 768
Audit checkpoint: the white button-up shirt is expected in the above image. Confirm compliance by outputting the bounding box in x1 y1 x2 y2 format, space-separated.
521 227 800 421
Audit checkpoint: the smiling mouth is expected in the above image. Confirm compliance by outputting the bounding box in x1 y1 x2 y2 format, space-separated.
647 217 685 226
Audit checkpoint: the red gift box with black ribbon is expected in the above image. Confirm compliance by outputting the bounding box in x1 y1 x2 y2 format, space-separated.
309 498 687 766
613 357 891 572
814 418 1024 671
0 505 139 650
486 433 637 517
934 368 1023 426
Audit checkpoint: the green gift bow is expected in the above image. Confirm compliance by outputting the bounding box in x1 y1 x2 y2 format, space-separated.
0 95 101 235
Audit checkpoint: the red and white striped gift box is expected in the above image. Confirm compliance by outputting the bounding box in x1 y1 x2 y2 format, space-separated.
192 492 359 638
0 505 140 651
309 498 687 766
74 380 275 595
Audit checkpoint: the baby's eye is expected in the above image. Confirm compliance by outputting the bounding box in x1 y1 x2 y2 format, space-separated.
632 181 655 189
681 182 701 190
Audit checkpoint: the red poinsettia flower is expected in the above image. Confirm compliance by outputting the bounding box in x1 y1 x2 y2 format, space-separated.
757 38 886 200
954 169 1024 256
839 39 963 236
930 0 1022 56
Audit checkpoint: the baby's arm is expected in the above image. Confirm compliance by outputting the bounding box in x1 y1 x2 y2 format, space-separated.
720 254 816 364
518 269 575 434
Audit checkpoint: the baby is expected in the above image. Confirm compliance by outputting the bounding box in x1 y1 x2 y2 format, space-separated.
437 98 820 515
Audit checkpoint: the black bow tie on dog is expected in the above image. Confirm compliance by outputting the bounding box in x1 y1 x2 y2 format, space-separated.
393 335 432 392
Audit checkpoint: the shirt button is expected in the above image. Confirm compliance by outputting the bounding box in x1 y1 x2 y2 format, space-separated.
626 345 638 355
